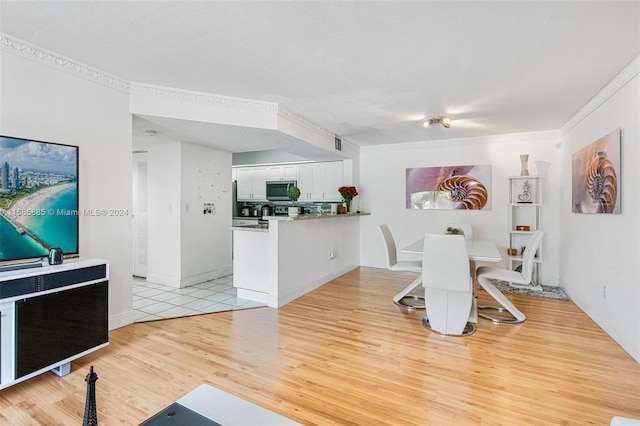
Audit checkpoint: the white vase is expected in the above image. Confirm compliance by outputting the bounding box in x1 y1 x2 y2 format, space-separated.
520 154 530 176
288 206 299 217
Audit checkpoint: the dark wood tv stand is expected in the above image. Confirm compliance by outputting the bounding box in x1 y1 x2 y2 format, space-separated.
0 258 109 390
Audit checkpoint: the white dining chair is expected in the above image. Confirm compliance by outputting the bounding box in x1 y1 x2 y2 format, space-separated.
476 230 544 324
421 233 476 336
445 223 476 279
378 224 424 309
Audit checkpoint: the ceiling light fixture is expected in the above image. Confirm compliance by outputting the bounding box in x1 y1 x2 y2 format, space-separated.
422 115 452 129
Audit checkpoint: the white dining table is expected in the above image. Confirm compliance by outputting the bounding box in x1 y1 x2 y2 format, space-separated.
401 237 502 262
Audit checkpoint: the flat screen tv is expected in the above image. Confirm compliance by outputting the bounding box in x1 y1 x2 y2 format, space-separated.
0 135 79 265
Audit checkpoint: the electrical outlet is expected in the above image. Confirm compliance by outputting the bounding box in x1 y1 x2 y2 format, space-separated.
603 285 607 299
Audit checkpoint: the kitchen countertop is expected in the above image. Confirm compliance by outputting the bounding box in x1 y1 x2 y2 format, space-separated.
264 212 370 221
230 224 269 232
230 212 370 232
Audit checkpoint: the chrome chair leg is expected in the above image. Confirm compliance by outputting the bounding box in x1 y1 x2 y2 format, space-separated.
477 305 525 324
421 316 475 336
392 276 425 310
476 276 526 323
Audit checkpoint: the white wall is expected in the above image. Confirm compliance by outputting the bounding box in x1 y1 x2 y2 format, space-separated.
146 142 182 286
359 132 562 286
560 61 640 362
0 45 134 329
180 142 232 285
147 141 233 287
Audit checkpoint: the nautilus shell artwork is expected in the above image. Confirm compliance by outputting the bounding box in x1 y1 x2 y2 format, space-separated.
406 165 492 210
586 152 617 213
437 175 488 210
572 128 621 214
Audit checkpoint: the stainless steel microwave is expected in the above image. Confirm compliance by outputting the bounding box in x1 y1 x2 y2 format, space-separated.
266 180 296 201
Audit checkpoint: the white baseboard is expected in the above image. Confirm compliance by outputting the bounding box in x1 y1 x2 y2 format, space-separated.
146 266 233 288
180 267 232 287
109 309 135 330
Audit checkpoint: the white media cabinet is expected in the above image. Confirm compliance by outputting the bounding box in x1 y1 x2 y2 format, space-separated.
0 258 109 390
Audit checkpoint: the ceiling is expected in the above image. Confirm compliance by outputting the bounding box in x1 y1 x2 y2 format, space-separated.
1 1 639 154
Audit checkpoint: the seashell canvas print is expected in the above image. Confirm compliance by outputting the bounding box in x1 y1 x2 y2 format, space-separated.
406 164 491 210
572 128 621 214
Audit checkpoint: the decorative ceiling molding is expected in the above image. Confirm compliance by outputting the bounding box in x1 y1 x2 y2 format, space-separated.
276 105 362 156
277 105 335 140
130 82 278 114
339 138 360 155
361 129 561 153
1 33 130 93
561 55 640 136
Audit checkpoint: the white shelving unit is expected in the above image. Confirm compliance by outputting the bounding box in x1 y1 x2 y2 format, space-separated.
507 176 542 289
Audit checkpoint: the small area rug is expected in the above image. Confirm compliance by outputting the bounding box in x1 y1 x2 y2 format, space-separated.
484 279 571 301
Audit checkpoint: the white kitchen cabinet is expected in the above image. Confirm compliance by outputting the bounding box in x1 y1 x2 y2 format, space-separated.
238 162 342 202
310 163 326 199
236 168 253 200
267 165 298 181
323 161 343 201
297 164 313 199
236 167 267 201
253 167 267 199
507 175 542 287
298 162 343 201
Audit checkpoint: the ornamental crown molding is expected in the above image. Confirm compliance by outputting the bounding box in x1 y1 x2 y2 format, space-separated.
1 33 130 93
130 82 278 114
277 105 335 140
561 54 640 135
277 105 360 156
361 129 561 153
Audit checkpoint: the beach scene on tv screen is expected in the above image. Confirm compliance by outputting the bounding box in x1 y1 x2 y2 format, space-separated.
0 136 78 261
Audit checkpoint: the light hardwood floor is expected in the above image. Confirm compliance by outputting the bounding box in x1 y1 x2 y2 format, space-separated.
1 267 639 425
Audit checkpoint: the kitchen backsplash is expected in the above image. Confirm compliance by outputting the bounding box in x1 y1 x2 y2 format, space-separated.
237 200 341 215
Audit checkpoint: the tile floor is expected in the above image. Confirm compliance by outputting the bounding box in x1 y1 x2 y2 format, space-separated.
133 275 266 322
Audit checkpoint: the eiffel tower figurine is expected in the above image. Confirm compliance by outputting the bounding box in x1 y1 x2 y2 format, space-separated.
83 366 99 426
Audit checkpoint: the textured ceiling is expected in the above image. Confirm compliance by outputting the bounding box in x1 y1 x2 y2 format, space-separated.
1 1 639 151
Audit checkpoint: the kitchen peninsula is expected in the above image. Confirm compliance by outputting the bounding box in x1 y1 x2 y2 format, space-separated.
231 212 369 308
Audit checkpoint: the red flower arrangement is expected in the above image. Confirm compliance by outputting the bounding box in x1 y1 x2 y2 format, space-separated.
338 186 358 211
